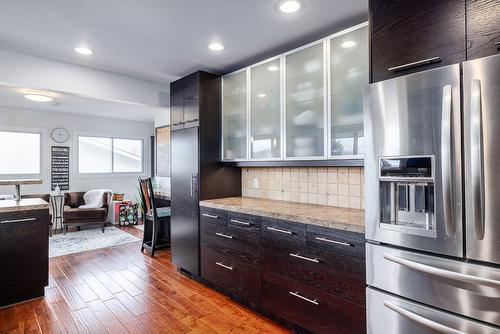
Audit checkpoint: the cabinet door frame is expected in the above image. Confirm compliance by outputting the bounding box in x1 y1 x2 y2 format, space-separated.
248 54 284 161
326 21 369 160
283 38 328 160
221 67 250 161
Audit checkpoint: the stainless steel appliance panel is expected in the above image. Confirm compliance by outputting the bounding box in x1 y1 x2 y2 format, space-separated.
366 243 500 327
363 64 463 257
367 287 500 334
463 53 500 266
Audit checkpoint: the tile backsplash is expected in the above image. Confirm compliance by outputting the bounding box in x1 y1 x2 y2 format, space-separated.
242 167 364 209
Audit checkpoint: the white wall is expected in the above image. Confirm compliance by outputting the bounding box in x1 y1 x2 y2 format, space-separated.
0 48 169 107
0 106 154 200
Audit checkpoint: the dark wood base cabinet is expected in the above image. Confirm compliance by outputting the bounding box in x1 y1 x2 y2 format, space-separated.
200 207 366 334
0 209 49 307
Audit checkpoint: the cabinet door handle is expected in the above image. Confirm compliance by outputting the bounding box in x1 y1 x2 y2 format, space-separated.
215 232 233 239
315 236 352 247
388 57 440 72
230 219 250 226
494 42 500 46
289 291 319 305
289 253 320 263
0 218 36 224
266 226 293 235
202 213 219 219
215 262 234 271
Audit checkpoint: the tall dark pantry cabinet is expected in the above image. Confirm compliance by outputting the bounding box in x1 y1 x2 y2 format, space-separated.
170 71 241 277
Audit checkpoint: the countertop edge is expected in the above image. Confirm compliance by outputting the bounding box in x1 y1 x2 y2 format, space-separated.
200 201 364 234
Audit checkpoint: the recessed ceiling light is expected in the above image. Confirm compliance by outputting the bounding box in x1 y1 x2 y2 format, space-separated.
279 0 301 14
208 42 224 51
74 46 93 55
24 93 53 103
267 65 279 72
257 93 267 98
340 40 357 49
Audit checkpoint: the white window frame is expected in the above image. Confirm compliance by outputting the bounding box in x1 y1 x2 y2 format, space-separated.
74 131 147 178
0 126 47 180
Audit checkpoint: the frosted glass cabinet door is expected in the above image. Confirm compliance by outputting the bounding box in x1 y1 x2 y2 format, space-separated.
285 42 325 158
330 25 368 156
223 71 247 160
250 58 281 159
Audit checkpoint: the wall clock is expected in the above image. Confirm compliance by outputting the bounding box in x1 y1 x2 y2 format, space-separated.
51 127 70 143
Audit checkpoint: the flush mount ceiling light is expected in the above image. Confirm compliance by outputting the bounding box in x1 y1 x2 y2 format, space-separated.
208 42 224 51
74 46 93 55
267 65 279 72
257 93 267 98
279 0 301 13
340 40 357 49
24 93 53 102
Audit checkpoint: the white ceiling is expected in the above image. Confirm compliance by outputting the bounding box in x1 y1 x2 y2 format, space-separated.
0 84 164 122
0 0 367 85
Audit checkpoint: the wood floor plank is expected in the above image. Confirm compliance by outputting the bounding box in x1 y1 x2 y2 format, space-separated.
103 298 147 334
1 227 289 334
73 307 107 334
87 300 128 334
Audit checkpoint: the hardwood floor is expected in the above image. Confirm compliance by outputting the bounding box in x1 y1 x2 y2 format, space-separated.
0 225 289 334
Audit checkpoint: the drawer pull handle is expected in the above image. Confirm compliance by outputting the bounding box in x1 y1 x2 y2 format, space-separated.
495 42 500 46
202 213 219 219
388 57 440 72
215 262 234 271
289 291 319 305
230 219 250 226
290 253 320 263
315 236 352 247
0 218 36 224
215 232 233 239
266 226 293 235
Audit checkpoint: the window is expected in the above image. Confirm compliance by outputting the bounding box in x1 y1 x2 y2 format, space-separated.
78 136 143 174
0 131 41 175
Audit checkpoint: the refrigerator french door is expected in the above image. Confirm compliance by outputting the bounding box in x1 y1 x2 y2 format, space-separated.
363 64 463 258
171 127 200 276
464 54 500 266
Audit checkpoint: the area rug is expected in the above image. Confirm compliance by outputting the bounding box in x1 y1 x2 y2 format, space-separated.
49 226 140 258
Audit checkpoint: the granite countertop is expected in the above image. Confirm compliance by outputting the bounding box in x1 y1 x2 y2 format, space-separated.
200 197 364 233
0 179 43 185
0 198 50 213
154 190 171 200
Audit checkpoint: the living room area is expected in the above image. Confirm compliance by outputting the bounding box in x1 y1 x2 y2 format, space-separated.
0 47 171 258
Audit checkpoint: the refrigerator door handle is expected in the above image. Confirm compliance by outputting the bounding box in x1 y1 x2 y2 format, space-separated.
441 84 454 236
383 301 466 334
471 79 485 240
383 253 500 288
190 174 198 197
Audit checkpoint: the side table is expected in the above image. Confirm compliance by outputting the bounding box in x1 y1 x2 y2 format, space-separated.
50 194 65 235
113 201 138 226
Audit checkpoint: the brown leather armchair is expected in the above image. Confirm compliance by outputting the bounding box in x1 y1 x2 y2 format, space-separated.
63 192 112 233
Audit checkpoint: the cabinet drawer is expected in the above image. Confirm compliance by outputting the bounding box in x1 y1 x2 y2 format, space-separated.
262 236 365 306
261 272 365 334
200 207 226 226
201 248 260 308
227 211 261 233
201 219 260 265
261 217 306 245
306 224 364 254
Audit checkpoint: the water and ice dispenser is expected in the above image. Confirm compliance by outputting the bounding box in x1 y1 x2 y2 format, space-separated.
379 156 436 236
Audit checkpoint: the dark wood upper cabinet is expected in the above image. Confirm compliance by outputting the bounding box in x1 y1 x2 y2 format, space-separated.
370 0 466 82
169 72 202 126
466 0 500 60
170 79 183 125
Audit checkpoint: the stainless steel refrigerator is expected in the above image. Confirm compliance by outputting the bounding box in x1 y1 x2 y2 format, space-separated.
364 54 500 333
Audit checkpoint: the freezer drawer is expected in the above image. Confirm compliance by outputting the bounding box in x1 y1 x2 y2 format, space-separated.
463 53 500 266
366 243 500 327
367 287 500 334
